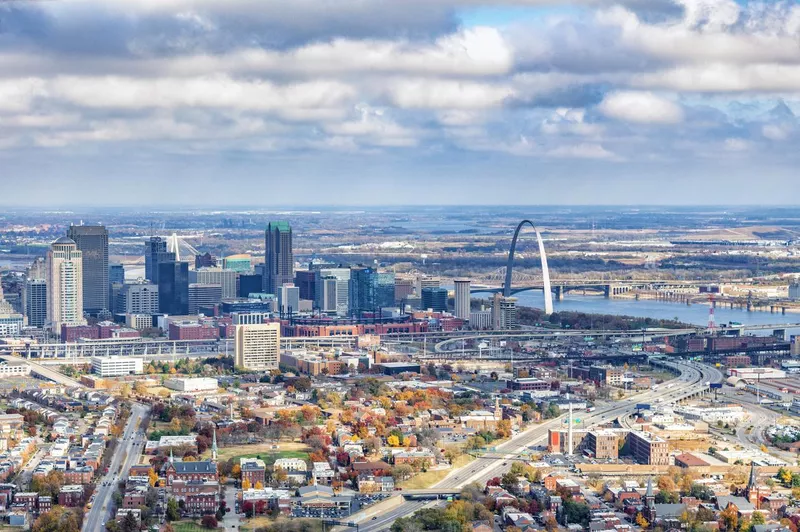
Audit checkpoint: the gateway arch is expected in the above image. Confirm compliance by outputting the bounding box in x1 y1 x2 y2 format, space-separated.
503 220 554 315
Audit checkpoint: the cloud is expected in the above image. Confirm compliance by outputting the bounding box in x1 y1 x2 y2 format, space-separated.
388 79 514 109
2 0 800 205
723 138 749 151
633 64 800 93
46 76 357 116
598 91 684 124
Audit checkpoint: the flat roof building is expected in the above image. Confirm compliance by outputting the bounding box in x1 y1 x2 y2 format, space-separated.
163 377 219 392
585 430 619 460
235 323 280 371
91 356 144 377
628 431 669 466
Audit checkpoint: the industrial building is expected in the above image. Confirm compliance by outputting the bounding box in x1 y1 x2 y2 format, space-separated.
628 431 669 466
585 430 619 460
164 377 219 392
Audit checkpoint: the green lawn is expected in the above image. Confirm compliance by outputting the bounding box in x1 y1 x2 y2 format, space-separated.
204 442 311 465
230 450 309 467
399 454 476 490
172 523 212 532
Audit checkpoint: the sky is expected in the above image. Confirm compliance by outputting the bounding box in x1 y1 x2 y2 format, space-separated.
1 0 800 206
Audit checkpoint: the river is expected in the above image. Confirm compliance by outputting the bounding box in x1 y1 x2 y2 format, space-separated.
474 290 800 335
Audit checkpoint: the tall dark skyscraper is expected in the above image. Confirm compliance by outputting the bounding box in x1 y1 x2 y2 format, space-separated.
24 279 47 328
264 221 293 295
109 263 125 285
67 224 109 314
158 261 189 315
145 237 175 285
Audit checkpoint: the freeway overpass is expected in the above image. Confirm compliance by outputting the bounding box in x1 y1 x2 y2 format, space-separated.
355 360 723 532
1 356 84 387
0 335 359 359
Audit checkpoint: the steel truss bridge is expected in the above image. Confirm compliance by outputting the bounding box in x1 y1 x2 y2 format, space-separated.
471 270 712 298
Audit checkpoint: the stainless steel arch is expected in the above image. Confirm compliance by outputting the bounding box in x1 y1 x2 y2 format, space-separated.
503 220 554 315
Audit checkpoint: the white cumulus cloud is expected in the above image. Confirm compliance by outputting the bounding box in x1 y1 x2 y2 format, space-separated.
598 91 684 124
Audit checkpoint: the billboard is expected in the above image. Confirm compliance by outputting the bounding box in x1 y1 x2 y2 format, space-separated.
635 403 650 410
710 383 723 389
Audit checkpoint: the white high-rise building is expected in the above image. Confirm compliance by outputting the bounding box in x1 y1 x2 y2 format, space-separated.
454 279 471 321
235 322 280 370
315 268 350 316
317 277 338 313
278 284 300 316
91 356 144 377
46 237 86 330
492 293 517 330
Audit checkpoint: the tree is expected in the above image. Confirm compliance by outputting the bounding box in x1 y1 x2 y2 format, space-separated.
148 468 158 487
31 470 65 498
166 498 180 521
201 515 218 529
720 505 738 531
392 464 414 481
231 464 242 479
778 466 793 486
119 383 131 398
255 481 264 489
635 513 650 529
33 507 81 532
496 419 512 439
562 500 590 528
120 511 138 532
657 475 676 493
655 491 679 504
242 478 252 490
752 511 765 525
387 435 400 447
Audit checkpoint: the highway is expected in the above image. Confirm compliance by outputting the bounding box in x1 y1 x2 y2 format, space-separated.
357 360 722 532
82 403 150 532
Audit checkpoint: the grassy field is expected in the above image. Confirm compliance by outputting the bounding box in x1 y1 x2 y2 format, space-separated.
205 442 311 464
399 454 475 490
172 522 214 532
239 516 273 531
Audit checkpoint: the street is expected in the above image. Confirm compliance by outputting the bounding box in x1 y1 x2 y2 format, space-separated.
82 403 150 532
357 361 722 532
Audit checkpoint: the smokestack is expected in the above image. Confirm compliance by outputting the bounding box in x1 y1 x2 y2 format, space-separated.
568 394 573 456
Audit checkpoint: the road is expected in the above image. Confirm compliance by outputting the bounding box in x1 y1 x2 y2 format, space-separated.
82 403 150 532
719 389 797 463
357 360 722 532
14 444 48 490
221 481 240 531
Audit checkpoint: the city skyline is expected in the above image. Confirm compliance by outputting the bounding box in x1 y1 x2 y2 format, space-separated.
1 0 800 205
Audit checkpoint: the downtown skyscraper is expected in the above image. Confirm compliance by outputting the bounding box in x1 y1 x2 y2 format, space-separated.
145 236 175 285
67 224 109 314
46 237 86 330
264 221 293 295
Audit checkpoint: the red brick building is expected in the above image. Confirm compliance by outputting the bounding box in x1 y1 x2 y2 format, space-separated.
58 485 85 507
13 492 38 512
169 322 219 341
64 467 94 485
240 458 266 487
164 460 218 486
